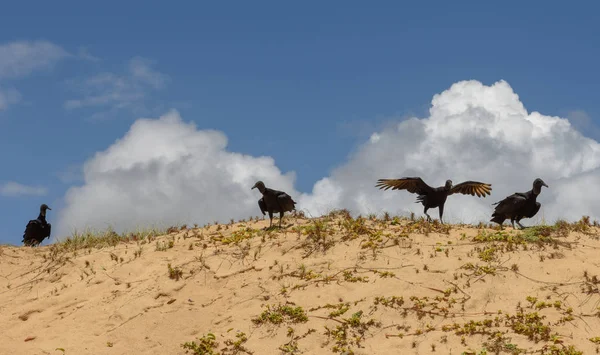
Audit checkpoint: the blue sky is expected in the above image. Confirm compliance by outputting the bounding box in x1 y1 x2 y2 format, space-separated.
0 1 599 245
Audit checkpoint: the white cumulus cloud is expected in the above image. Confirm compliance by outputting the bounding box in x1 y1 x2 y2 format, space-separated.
299 80 600 224
56 80 600 240
55 110 298 238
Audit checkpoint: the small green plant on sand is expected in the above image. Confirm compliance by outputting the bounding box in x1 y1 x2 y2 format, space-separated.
323 310 382 354
278 327 316 354
167 263 183 281
221 331 253 355
181 333 219 355
252 304 308 326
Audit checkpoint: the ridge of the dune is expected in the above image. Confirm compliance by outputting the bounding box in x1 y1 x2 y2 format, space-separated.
1 212 599 355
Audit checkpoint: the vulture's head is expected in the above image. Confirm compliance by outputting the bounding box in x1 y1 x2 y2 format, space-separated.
251 181 266 193
40 204 51 216
445 180 453 190
532 178 548 195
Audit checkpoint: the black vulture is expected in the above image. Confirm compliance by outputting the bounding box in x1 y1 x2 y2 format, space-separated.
375 177 492 224
251 181 297 228
22 204 52 247
490 178 548 229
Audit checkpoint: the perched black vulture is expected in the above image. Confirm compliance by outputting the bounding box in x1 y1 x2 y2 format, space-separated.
490 178 548 229
22 204 52 247
252 181 297 228
375 177 492 224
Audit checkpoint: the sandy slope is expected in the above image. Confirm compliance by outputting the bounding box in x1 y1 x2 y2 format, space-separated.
1 213 600 355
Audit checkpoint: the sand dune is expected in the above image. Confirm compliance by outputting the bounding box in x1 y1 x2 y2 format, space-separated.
1 211 600 355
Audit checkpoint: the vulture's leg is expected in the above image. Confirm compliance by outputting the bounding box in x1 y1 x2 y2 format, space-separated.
268 211 273 228
438 204 445 224
497 218 505 230
516 219 526 229
279 212 284 228
424 207 432 222
510 218 516 229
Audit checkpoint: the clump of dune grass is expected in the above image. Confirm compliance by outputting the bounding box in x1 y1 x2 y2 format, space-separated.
50 225 179 254
473 224 577 246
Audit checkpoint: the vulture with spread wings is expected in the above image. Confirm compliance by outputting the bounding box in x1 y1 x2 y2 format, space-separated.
375 177 492 223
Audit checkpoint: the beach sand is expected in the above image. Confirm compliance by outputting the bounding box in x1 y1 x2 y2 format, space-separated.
1 211 599 354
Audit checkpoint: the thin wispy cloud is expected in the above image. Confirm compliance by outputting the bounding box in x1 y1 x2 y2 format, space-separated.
0 40 69 79
0 181 47 197
64 56 169 119
76 47 100 62
0 87 21 111
0 40 70 111
128 57 167 89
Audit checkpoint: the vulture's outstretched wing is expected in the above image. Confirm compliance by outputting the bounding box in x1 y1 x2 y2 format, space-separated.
449 181 492 197
375 177 434 195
